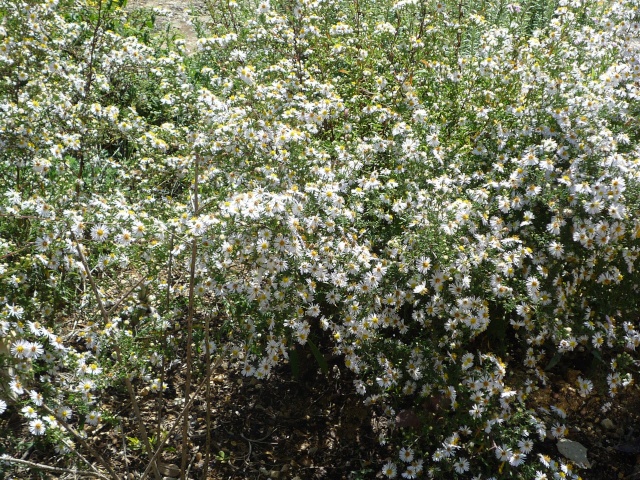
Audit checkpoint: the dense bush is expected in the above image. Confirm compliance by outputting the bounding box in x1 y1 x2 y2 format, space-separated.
1 0 639 478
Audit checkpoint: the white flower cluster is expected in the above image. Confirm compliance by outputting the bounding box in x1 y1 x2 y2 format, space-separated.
0 0 639 478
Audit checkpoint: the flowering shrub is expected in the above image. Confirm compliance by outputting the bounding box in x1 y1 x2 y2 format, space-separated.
1 0 639 478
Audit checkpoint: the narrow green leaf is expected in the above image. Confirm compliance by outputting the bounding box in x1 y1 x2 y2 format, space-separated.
308 339 329 376
544 352 563 371
591 348 606 365
289 346 300 379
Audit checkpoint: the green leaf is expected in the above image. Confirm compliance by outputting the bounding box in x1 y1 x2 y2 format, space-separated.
545 352 563 371
307 339 329 376
127 436 142 450
591 348 606 365
289 346 300 379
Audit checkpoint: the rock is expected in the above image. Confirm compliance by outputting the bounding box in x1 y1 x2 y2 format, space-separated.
614 441 640 454
158 463 181 477
557 439 591 468
601 418 615 430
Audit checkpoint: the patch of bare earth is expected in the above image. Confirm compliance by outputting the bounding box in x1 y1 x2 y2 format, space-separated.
102 362 387 479
126 0 206 53
526 368 640 480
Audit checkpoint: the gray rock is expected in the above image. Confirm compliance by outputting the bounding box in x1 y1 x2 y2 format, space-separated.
158 463 181 477
557 439 591 468
601 418 615 430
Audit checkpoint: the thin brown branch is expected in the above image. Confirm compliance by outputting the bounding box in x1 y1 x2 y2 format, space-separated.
139 354 223 480
41 404 118 480
41 412 114 479
106 275 149 317
181 155 199 480
0 456 110 480
84 0 104 98
70 233 161 480
157 230 174 444
59 437 105 478
203 310 212 479
0 243 34 261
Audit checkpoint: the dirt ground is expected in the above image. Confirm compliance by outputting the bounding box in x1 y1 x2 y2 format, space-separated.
6 353 640 479
126 0 206 52
115 361 640 479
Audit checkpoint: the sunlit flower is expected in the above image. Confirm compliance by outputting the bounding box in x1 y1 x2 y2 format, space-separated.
86 411 101 426
29 418 46 435
10 340 30 359
91 225 109 242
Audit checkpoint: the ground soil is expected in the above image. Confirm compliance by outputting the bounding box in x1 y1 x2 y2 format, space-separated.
118 360 640 479
5 353 640 479
126 0 206 53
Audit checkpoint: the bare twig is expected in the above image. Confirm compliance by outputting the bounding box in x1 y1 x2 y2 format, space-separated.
70 233 161 480
41 405 119 480
83 0 103 98
77 0 105 199
139 354 223 480
239 429 276 464
60 437 105 477
184 450 198 480
106 275 149 317
203 310 212 479
121 424 130 476
0 243 34 261
157 230 174 444
0 456 110 480
455 0 465 63
181 155 199 480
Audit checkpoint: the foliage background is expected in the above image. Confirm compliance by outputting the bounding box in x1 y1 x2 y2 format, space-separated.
0 0 639 478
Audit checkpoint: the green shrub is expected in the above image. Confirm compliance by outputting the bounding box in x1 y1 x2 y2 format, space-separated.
1 0 639 478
